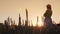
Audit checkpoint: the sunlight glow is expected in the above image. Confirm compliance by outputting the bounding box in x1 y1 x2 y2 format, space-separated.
32 16 44 27
38 16 44 27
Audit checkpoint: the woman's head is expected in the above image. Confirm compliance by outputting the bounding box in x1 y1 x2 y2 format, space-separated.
46 4 51 9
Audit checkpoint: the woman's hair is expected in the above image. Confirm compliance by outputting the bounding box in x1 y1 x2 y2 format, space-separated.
46 4 51 9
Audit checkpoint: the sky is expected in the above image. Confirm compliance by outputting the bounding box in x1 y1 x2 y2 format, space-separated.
0 0 60 25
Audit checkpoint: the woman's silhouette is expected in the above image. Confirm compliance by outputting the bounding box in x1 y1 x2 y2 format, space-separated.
44 4 53 29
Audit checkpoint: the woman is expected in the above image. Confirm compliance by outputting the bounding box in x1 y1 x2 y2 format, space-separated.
44 4 53 29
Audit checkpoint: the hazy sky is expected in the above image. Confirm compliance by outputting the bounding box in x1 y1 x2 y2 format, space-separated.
0 0 60 24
